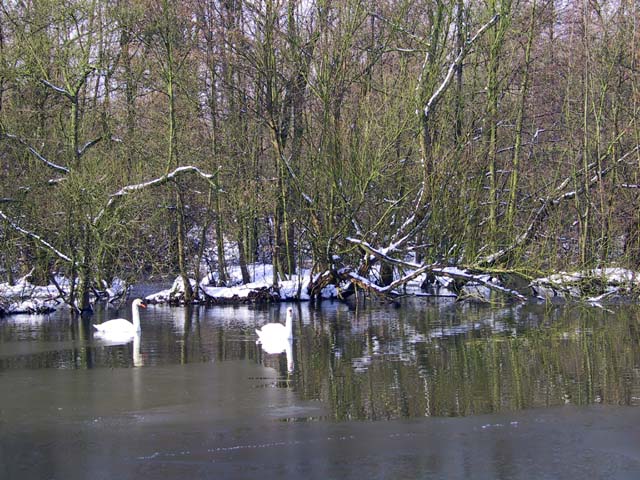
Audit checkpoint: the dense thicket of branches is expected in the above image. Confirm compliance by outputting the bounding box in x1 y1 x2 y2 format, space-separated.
1 0 639 307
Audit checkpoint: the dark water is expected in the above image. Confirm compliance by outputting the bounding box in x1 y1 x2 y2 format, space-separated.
2 296 640 479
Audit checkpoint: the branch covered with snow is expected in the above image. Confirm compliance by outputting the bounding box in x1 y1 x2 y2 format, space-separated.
477 144 640 267
423 14 500 120
0 209 74 264
346 237 527 301
93 165 218 224
40 79 74 99
3 133 70 174
77 136 103 157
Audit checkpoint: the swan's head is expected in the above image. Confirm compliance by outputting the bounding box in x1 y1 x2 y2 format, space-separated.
132 298 147 309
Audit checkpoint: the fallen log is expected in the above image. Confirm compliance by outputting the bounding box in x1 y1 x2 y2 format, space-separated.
345 238 527 301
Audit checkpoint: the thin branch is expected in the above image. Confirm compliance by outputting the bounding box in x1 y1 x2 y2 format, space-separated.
369 11 424 41
477 144 640 267
0 209 73 264
347 237 527 301
78 135 123 157
93 165 218 225
281 154 313 206
77 136 104 157
3 133 70 174
423 14 499 119
40 79 73 100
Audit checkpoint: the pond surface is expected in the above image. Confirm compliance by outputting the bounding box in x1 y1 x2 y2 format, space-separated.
2 293 640 479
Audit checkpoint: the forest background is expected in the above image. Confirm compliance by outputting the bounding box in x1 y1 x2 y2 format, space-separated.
1 0 639 312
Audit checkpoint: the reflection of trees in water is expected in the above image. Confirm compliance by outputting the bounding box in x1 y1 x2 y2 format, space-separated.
293 304 640 421
3 302 640 421
0 312 132 369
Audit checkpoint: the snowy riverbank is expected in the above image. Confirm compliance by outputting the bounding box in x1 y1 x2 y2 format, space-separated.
3 264 640 316
145 264 340 304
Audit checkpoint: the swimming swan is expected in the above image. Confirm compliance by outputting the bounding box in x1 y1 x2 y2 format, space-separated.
256 307 294 344
93 298 146 338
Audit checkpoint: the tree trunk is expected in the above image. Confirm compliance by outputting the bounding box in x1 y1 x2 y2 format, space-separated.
164 0 193 302
237 225 251 284
485 0 512 246
507 0 536 229
176 190 193 302
214 190 228 285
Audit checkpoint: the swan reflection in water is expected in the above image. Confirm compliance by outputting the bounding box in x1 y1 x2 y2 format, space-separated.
133 333 143 367
256 307 295 373
258 336 294 373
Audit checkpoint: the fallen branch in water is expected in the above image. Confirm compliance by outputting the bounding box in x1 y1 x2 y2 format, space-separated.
345 238 527 301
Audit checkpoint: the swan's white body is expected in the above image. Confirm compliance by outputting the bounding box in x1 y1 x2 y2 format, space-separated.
256 307 294 344
93 299 146 339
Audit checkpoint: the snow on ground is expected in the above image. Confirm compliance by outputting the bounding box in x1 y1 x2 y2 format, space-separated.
0 274 127 315
145 264 340 304
530 267 640 300
96 277 128 301
405 266 496 299
4 263 640 315
0 277 61 314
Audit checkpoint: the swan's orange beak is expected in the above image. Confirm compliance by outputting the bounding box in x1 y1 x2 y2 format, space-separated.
140 303 147 309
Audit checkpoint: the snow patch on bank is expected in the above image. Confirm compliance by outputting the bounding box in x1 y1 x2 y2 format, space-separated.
0 274 127 315
0 276 61 314
4 264 640 315
530 268 640 301
145 264 339 304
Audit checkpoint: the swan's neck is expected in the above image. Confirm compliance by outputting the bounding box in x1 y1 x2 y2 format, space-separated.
132 305 141 331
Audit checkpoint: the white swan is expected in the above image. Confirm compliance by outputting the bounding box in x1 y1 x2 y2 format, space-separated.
93 298 146 338
256 307 294 344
